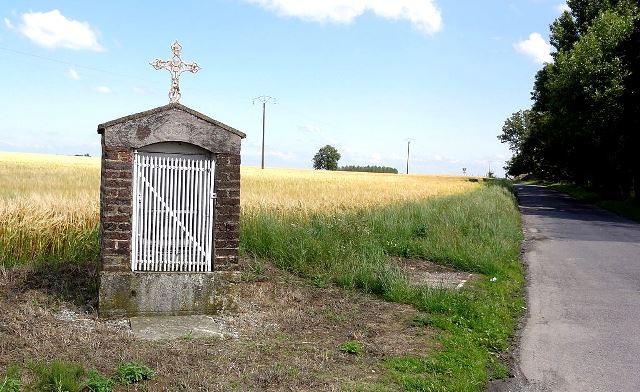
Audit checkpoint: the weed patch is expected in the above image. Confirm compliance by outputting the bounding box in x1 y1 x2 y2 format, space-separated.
339 340 365 355
115 362 154 385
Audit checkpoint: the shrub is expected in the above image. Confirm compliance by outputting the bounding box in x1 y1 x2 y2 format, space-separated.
86 369 114 392
340 340 365 355
115 362 154 385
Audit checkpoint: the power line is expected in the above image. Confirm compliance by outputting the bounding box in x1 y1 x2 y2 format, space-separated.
252 95 276 170
0 45 144 80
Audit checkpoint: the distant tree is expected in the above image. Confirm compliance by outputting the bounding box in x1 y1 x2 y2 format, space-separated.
313 145 341 170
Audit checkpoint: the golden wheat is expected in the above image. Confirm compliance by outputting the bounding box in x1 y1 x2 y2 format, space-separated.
0 153 100 263
0 152 478 263
241 167 478 213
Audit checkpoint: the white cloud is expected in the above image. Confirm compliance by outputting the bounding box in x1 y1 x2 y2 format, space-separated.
556 3 571 13
18 9 103 51
246 0 443 34
66 68 80 80
515 32 553 64
4 17 14 30
95 85 112 94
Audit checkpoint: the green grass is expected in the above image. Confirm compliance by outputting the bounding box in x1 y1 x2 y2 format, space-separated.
1 361 152 392
115 362 154 385
0 224 100 268
339 340 365 355
547 183 640 222
241 182 524 391
28 360 85 392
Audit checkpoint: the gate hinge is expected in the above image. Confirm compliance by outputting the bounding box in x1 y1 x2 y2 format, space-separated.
212 192 217 199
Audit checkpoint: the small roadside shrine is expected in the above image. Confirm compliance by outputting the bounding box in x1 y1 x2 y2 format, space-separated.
97 42 246 317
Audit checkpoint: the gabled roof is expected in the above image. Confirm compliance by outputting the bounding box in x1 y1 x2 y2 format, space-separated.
97 103 246 138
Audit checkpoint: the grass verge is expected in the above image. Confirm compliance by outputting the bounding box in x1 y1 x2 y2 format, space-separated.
241 182 524 390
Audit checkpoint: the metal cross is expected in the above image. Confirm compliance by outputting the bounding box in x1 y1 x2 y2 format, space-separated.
150 41 201 104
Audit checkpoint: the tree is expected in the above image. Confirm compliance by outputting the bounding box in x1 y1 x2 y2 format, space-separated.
313 145 341 170
498 1 640 197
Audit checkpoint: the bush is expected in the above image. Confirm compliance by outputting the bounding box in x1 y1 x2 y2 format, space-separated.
86 369 114 392
116 362 154 385
339 340 365 355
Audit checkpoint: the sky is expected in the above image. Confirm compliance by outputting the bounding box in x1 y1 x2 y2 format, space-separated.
0 1 568 177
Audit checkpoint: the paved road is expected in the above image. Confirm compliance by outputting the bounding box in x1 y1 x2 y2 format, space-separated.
490 185 640 392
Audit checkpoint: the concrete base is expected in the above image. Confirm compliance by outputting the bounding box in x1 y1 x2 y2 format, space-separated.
130 315 238 340
98 271 240 318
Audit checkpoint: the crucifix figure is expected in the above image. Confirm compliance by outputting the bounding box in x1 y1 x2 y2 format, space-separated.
150 41 201 104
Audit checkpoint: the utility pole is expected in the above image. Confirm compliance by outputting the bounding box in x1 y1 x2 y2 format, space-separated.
253 96 276 169
406 138 414 174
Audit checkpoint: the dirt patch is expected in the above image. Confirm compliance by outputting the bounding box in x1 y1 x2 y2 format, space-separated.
393 257 478 289
0 261 436 391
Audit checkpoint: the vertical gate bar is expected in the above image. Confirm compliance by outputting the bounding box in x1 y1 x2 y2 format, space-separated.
165 157 172 270
182 158 189 272
131 152 138 271
189 159 198 272
137 154 144 270
168 156 176 272
186 158 194 271
152 156 160 271
149 155 155 271
140 155 146 271
205 160 211 271
173 157 179 271
179 158 186 272
160 156 167 271
192 159 199 271
143 155 150 271
200 160 207 271
201 160 208 271
192 159 199 272
194 159 202 271
163 156 170 271
207 158 215 272
148 155 154 271
203 160 210 272
165 156 172 271
157 156 164 271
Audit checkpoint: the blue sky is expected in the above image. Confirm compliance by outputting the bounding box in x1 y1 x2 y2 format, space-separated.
0 1 567 176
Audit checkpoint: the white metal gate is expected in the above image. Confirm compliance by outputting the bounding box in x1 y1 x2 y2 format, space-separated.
131 151 215 272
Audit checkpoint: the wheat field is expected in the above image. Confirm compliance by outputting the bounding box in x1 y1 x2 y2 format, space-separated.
0 152 478 264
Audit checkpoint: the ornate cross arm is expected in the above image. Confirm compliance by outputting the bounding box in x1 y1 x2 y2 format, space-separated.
150 41 201 104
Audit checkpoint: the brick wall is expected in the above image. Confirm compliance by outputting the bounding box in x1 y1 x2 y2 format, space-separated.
213 153 241 270
100 146 133 272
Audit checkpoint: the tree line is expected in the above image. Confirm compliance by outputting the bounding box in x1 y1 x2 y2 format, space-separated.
499 0 640 199
312 145 398 173
340 165 398 174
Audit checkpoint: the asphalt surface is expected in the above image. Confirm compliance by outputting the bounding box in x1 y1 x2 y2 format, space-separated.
489 185 640 392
